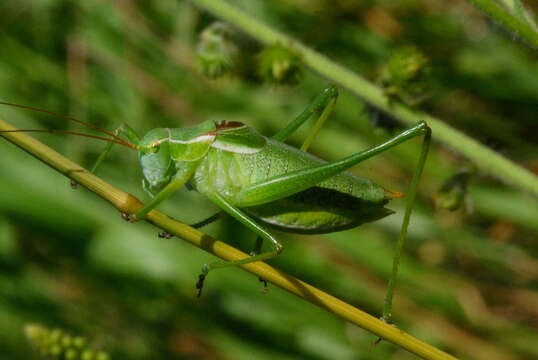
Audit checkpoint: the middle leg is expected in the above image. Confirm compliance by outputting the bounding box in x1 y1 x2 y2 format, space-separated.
196 192 283 297
90 122 140 175
273 85 338 149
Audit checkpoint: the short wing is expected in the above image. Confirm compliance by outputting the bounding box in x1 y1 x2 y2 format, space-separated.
211 121 266 154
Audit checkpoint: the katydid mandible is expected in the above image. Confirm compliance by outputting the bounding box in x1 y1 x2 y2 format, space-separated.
0 86 431 325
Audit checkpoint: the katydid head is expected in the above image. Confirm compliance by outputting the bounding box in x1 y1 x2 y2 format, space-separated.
136 120 268 196
138 128 173 194
137 120 218 195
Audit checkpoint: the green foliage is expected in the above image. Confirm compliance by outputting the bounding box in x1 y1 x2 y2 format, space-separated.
0 0 537 359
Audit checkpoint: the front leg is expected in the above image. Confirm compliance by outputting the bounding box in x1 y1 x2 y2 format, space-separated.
90 123 140 175
196 192 283 297
129 163 196 222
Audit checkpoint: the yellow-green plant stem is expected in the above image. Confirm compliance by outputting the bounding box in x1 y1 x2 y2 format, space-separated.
191 0 538 198
0 117 459 360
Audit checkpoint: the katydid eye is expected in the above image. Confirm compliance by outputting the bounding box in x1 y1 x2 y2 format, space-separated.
150 143 160 153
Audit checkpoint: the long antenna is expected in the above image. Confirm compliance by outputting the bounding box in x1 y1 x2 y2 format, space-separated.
0 129 137 149
0 101 131 146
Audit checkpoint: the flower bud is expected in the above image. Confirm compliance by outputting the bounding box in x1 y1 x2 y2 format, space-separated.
258 44 302 85
380 46 430 105
436 166 475 211
196 22 239 79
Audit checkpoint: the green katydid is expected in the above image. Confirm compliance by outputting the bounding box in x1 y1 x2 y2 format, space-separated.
0 86 431 325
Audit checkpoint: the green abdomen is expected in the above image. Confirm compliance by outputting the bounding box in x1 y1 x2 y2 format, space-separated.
245 186 393 234
194 138 394 234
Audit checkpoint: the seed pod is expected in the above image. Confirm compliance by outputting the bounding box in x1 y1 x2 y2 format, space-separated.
73 336 87 349
436 166 475 211
81 350 96 360
24 323 110 360
65 348 79 360
96 352 110 360
25 324 50 350
258 43 302 85
196 22 239 79
61 334 73 348
49 344 62 358
380 46 430 106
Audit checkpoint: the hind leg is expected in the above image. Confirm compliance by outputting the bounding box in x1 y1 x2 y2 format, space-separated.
235 121 432 327
195 193 283 297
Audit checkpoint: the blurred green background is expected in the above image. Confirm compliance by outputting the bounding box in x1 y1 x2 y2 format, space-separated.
1 0 537 359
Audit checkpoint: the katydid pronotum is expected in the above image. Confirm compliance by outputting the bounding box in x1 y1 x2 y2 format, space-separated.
0 86 431 326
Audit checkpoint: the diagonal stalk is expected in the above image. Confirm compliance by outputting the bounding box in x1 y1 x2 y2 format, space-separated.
0 117 458 360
